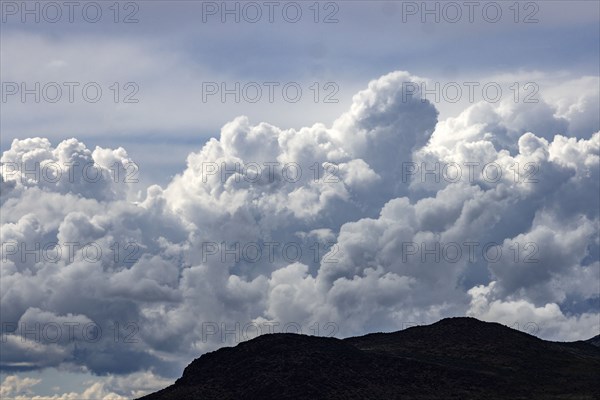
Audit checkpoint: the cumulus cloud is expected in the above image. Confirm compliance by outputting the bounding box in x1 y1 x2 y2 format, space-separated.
0 137 137 202
467 282 599 341
0 375 41 398
0 374 128 400
1 70 598 395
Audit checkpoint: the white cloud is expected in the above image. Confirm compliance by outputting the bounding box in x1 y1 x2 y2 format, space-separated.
0 375 41 397
467 282 599 341
0 375 128 400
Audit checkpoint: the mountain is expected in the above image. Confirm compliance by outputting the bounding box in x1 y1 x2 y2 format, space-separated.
585 334 600 347
139 317 600 399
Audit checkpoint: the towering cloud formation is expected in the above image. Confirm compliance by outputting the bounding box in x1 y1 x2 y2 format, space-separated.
1 72 598 394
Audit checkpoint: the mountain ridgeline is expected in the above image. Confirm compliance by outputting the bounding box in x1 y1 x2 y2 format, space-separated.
139 317 600 399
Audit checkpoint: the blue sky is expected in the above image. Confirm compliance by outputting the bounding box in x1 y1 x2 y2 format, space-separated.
2 0 599 189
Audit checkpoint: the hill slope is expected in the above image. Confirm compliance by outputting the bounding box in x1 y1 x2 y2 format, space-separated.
139 317 600 399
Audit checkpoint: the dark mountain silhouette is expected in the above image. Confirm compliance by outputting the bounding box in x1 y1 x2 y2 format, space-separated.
585 334 600 347
139 317 600 399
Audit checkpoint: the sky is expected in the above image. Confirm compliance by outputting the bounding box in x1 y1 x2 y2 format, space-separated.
1 0 599 398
